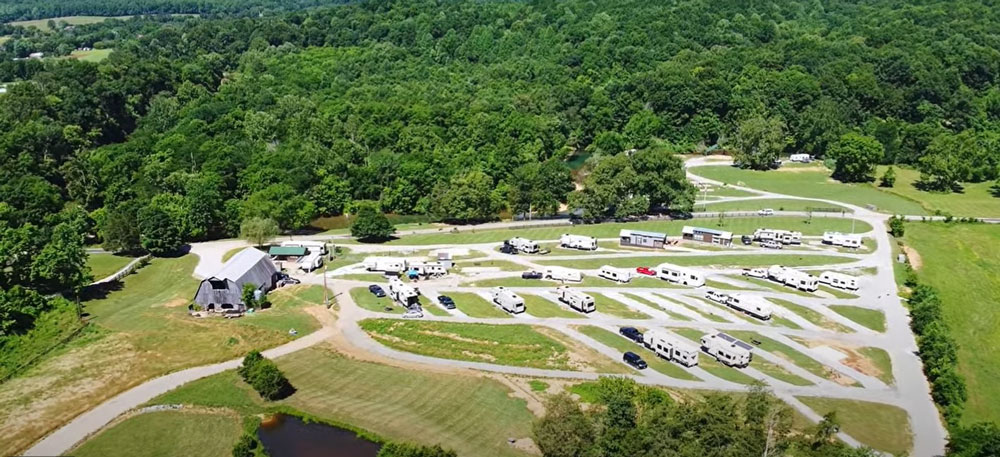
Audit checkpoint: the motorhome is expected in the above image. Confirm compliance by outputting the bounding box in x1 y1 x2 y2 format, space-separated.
819 271 859 291
556 286 596 313
598 265 632 283
411 261 448 277
560 234 598 251
822 232 863 249
544 266 583 282
507 237 540 254
491 287 525 314
656 263 706 287
362 257 408 274
725 293 773 320
280 240 328 256
387 277 420 308
700 332 753 368
643 329 699 367
753 228 802 245
767 265 819 292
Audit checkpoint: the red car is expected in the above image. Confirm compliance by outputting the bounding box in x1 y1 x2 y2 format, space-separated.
636 267 656 276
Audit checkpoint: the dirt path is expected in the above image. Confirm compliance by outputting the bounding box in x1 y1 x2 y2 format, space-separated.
902 244 923 270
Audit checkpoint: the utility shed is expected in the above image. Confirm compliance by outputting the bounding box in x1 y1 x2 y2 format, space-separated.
619 229 667 248
682 226 733 246
193 248 279 311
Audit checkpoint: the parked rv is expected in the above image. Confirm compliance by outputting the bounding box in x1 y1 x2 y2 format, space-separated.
411 261 448 277
544 266 583 282
822 231 863 249
623 351 648 370
742 268 767 279
491 287 525 314
753 228 802 245
700 332 753 368
388 277 420 308
560 234 598 251
598 265 632 283
556 286 596 313
767 265 819 292
507 237 540 254
363 257 408 273
819 271 859 291
656 263 706 287
725 293 773 320
643 330 699 367
619 326 643 344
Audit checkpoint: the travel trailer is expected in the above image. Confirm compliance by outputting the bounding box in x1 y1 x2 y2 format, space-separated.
789 153 812 163
753 228 802 245
767 265 819 292
280 240 328 255
725 293 773 320
560 234 598 251
491 287 525 314
822 232 863 249
387 277 420 308
700 332 753 368
544 266 583 282
506 237 540 254
819 271 859 291
643 329 699 367
362 257 408 274
656 263 706 287
297 251 323 272
556 286 596 313
411 261 448 277
598 265 633 283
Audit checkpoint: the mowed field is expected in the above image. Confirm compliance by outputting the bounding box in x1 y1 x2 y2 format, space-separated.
85 253 135 279
66 48 113 62
697 198 851 213
72 410 241 457
903 222 1000 424
873 166 1000 217
9 15 131 31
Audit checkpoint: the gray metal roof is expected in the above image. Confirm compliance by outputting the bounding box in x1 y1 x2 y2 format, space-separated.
620 229 667 239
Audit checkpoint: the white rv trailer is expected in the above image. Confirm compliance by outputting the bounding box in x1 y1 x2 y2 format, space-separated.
725 293 773 320
491 287 525 314
700 332 753 368
280 240 328 255
544 266 583 282
507 237 540 254
556 286 596 313
362 257 408 274
822 231 863 249
297 251 323 272
819 271 859 291
560 234 598 251
387 277 420 308
598 265 633 283
656 263 706 287
789 153 812 163
643 330 699 367
753 228 802 245
411 261 448 277
767 265 819 292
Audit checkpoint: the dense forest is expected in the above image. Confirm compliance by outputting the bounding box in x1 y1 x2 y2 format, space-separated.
0 0 351 23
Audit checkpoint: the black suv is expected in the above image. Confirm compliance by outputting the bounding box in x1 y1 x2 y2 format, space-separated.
623 351 647 370
368 285 385 297
437 295 455 309
741 235 753 245
521 271 543 279
499 243 517 255
619 326 643 343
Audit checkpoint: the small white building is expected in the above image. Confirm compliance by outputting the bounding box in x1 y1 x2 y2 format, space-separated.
619 229 667 249
682 226 733 246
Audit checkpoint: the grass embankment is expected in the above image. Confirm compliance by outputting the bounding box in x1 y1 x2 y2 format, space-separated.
537 254 856 270
0 256 325 457
385 217 871 246
697 198 851 213
588 293 650 319
768 298 853 333
796 397 912 455
828 305 886 332
902 222 1000 424
464 274 671 289
575 326 699 381
85 253 135 279
72 410 241 457
359 319 623 372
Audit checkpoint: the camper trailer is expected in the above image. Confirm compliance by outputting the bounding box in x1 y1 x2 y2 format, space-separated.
411 261 448 277
556 286 596 313
491 287 525 314
560 234 598 251
819 271 859 291
656 263 706 287
753 228 802 245
507 237 540 254
643 330 699 367
387 277 420 308
700 332 753 368
297 251 323 272
280 240 328 256
767 265 819 292
789 153 812 163
544 266 583 282
822 232 863 249
362 257 408 274
725 294 773 320
598 265 633 283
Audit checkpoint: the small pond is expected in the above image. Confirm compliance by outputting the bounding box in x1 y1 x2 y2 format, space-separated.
257 414 381 457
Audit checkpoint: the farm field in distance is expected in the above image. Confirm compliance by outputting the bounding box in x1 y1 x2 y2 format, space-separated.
8 15 132 31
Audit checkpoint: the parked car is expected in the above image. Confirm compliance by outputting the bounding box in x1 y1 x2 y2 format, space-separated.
499 243 517 255
521 271 543 279
741 235 753 245
369 284 386 297
706 290 729 303
761 240 783 250
742 268 767 278
623 351 648 370
278 277 301 287
635 266 656 276
619 326 643 343
402 309 423 319
758 208 775 216
437 295 455 309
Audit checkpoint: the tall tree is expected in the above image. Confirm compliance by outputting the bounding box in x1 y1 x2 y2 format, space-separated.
828 132 884 183
732 116 787 170
30 222 92 295
240 217 280 247
350 201 395 241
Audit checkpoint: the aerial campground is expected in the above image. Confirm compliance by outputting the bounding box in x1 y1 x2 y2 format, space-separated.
2 1 1000 457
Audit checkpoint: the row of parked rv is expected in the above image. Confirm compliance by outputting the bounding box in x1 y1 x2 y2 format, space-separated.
363 257 449 277
742 265 860 292
619 327 754 369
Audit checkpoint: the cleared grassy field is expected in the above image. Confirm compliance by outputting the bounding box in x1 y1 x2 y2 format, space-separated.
85 253 135 279
441 291 510 318
72 410 240 457
828 305 886 332
858 347 894 385
696 198 851 213
769 298 853 333
521 293 585 318
903 222 1000 424
589 293 650 319
454 259 525 271
753 360 813 386
726 331 852 386
796 396 912 455
538 253 855 270
384 216 871 245
691 165 928 215
621 293 691 320
66 48 112 62
875 166 1000 217
9 15 132 31
349 287 400 314
575 325 700 381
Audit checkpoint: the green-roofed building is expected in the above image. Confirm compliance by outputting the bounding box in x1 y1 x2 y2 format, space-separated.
268 245 307 257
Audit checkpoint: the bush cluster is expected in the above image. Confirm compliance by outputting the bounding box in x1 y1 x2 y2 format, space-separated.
237 351 293 401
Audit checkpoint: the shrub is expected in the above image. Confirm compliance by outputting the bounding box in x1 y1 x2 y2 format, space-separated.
377 442 457 457
238 350 293 400
888 215 905 237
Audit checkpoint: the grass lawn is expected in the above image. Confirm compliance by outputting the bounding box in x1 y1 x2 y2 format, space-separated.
726 331 846 385
658 295 729 323
441 292 510 318
769 298 853 333
349 287 400 314
796 397 912 455
875 165 1000 217
85 253 135 280
221 246 245 263
589 293 651 319
521 293 585 318
10 15 132 31
529 380 549 392
337 273 392 282
753 361 814 386
359 319 620 372
691 165 928 215
72 410 240 457
828 305 886 332
538 254 855 270
575 326 700 381
65 48 112 62
696 198 851 213
902 222 1000 424
818 284 859 299
621 293 691 320
858 347 894 385
669 328 758 385
386 216 870 245
454 259 525 271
